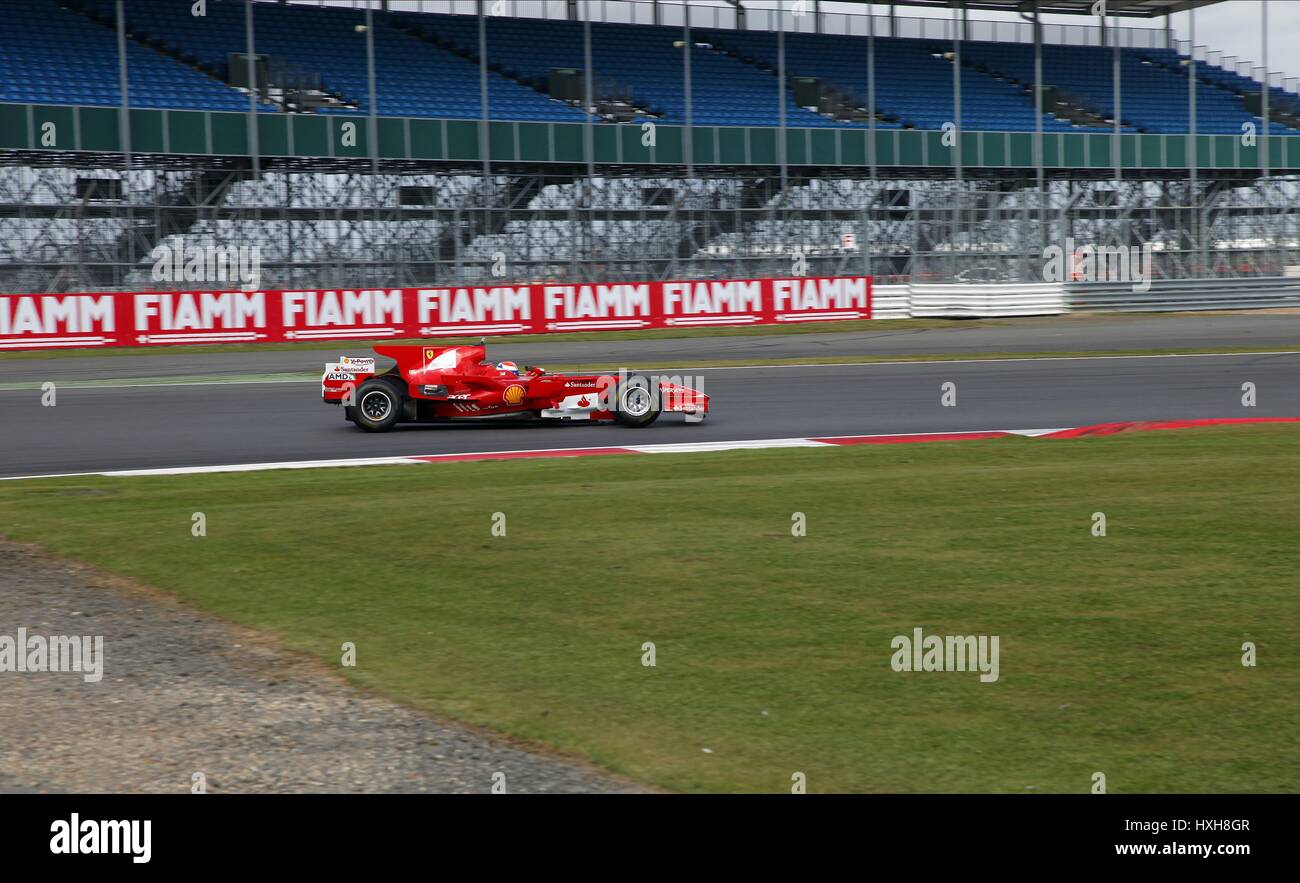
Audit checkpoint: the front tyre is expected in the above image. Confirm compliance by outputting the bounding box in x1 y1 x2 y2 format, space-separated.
613 374 661 428
352 379 403 432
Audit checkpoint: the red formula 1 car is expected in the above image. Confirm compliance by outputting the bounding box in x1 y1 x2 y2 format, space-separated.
322 344 709 432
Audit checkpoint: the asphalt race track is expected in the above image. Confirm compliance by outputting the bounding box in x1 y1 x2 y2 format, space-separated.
2 350 1298 478
3 311 1300 384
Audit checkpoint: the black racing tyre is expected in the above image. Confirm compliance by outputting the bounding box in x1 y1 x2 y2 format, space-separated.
351 378 403 432
612 373 661 428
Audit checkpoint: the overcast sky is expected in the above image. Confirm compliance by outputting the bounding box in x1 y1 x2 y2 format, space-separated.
1172 1 1298 81
813 1 1300 83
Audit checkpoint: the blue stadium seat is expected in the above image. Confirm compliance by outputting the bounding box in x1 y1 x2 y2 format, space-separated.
75 0 586 122
0 0 1293 135
0 0 269 112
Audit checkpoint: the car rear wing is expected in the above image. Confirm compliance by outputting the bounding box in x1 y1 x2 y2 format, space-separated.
322 355 378 402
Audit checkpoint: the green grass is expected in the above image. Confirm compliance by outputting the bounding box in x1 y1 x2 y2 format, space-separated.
3 425 1298 792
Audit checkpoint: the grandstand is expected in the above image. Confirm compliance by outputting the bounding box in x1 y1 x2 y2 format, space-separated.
0 0 1296 292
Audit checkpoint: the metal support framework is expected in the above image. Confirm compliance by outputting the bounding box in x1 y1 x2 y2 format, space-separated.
777 0 788 193
683 3 694 178
2 0 1298 298
1188 7 1200 270
366 8 379 179
1112 13 1121 186
245 1 259 180
582 1 595 280
951 2 962 278
582 4 594 184
115 1 131 170
478 0 492 273
476 7 491 171
115 0 133 278
868 6 876 180
3 157 1295 296
1031 2 1046 257
1261 0 1269 179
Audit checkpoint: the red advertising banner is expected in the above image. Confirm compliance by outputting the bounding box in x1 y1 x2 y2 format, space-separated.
0 276 871 351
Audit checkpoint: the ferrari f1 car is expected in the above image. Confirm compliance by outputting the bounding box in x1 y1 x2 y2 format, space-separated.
322 344 709 432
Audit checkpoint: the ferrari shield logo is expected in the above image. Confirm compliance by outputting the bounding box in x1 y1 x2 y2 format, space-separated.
424 347 437 362
503 384 526 406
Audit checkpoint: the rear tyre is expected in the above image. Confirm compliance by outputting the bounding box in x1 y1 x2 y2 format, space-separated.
612 374 661 428
352 379 403 432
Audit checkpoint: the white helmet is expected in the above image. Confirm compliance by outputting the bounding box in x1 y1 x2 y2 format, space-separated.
496 360 520 376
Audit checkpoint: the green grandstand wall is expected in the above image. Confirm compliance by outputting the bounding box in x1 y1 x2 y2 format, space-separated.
2 103 1297 171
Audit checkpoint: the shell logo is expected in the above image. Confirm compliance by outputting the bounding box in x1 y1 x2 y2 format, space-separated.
503 384 526 406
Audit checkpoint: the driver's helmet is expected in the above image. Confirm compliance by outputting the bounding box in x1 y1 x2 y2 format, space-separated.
495 360 520 376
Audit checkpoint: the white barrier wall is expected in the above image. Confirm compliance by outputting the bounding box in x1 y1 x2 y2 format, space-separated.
877 278 1300 319
870 285 912 320
908 283 1066 318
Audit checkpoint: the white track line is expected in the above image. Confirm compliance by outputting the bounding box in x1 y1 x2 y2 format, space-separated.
625 438 832 454
0 455 431 481
1 349 1297 394
0 423 1220 481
